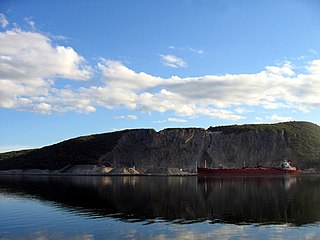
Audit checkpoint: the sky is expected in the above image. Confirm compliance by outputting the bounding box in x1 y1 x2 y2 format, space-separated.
1 0 320 152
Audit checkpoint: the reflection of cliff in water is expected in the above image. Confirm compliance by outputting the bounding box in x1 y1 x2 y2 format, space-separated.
1 175 320 226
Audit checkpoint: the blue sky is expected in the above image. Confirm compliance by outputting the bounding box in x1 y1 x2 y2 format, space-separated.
1 0 320 152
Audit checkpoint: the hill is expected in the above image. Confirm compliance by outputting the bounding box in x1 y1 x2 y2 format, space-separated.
0 121 320 170
0 130 130 170
208 121 320 168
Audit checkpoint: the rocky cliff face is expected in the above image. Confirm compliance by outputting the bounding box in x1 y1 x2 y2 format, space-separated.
100 126 294 170
100 128 208 171
205 128 290 168
1 121 319 170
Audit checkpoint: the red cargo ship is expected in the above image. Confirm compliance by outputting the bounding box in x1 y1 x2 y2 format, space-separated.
197 159 302 176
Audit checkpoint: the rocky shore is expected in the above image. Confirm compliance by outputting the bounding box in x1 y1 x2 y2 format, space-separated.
0 164 194 176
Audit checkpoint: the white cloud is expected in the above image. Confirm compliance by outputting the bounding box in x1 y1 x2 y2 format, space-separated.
234 108 251 114
0 28 93 114
160 54 187 68
168 118 187 123
268 114 293 122
114 115 126 119
307 59 320 75
127 114 138 120
0 29 92 81
153 120 167 124
0 13 9 28
90 60 320 121
114 115 137 120
265 62 295 76
98 59 161 90
1 26 320 122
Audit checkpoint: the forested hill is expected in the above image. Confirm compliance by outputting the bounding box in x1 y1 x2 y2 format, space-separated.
1 121 320 170
0 130 130 170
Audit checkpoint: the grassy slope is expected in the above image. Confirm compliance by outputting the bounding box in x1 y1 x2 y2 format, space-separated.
208 121 320 168
0 130 130 170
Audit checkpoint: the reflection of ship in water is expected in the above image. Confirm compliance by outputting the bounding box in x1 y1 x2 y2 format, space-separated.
197 159 302 176
0 175 320 226
198 175 299 192
283 176 297 190
196 175 309 224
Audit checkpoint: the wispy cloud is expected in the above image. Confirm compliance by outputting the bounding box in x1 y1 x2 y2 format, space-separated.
188 47 204 54
154 118 187 124
168 46 205 55
24 17 36 30
309 49 318 55
0 13 9 28
114 115 137 120
168 118 187 123
234 108 252 114
160 54 187 68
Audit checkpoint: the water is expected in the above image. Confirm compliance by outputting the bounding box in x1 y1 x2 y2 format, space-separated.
1 175 320 239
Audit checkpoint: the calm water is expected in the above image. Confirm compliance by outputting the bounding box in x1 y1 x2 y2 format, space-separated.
1 175 320 239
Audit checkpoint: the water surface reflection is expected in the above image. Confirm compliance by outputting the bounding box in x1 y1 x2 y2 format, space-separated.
1 175 320 226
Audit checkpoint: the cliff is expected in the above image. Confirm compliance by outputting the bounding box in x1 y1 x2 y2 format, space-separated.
1 121 320 170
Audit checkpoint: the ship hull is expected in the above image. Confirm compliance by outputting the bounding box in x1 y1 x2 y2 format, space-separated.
197 167 302 176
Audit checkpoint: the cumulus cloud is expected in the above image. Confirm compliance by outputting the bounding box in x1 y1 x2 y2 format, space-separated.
98 59 161 91
0 28 93 114
0 13 9 28
90 60 320 121
1 26 320 121
160 54 187 68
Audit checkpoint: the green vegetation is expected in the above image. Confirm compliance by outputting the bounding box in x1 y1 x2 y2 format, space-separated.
0 149 35 161
0 130 130 170
209 121 320 168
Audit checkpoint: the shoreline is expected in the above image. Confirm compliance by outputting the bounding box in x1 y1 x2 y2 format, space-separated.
0 172 196 177
1 164 319 177
0 171 319 177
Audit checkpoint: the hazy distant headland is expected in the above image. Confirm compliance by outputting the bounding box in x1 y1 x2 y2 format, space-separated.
1 121 320 175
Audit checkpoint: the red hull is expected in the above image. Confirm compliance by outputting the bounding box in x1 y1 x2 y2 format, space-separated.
197 167 302 176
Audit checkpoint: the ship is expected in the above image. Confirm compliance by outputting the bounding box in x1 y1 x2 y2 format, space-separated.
197 159 302 176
